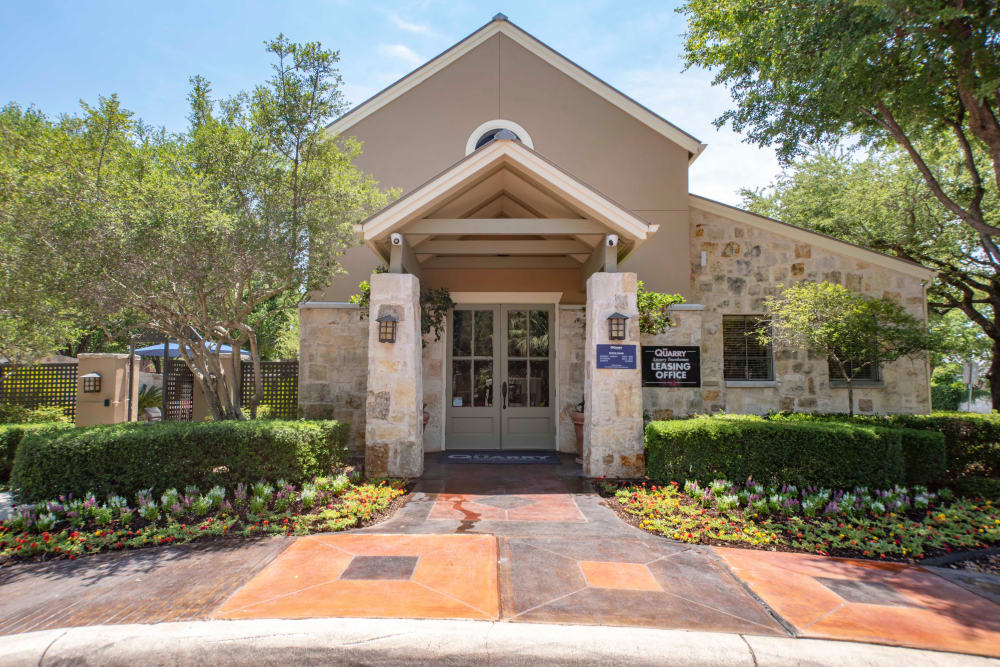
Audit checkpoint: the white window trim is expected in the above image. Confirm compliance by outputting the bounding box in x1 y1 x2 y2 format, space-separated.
465 119 534 155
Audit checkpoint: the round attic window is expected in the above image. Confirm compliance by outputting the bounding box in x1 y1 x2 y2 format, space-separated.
465 119 534 155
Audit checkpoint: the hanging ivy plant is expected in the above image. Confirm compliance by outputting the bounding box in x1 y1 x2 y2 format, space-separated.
350 268 455 344
637 281 686 335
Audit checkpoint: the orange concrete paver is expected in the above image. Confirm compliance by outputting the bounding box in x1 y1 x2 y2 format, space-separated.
429 493 585 523
213 534 499 621
579 561 662 592
715 547 1000 658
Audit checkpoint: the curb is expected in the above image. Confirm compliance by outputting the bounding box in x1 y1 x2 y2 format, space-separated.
0 618 995 666
922 546 1000 568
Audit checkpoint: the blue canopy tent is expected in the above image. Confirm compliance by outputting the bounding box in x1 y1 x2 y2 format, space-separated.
133 342 251 359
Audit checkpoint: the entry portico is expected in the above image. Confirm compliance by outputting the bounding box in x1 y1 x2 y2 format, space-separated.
358 137 648 477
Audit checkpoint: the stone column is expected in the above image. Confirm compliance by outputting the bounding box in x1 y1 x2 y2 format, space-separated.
583 272 644 478
365 273 424 478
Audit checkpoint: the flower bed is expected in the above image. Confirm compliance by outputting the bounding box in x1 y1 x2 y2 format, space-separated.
603 479 999 561
0 475 407 564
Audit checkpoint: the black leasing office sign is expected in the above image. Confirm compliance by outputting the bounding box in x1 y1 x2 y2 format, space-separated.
642 346 701 387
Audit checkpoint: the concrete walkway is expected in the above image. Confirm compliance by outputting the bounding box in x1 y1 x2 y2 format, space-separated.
1 454 999 660
2 618 995 666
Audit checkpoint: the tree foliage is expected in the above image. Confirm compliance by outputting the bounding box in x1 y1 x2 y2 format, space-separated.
682 0 1000 404
1 36 391 418
759 282 933 415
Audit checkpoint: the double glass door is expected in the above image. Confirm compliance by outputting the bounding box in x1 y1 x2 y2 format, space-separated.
446 304 555 450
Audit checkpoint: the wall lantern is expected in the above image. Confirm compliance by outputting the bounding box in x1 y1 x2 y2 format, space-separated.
81 372 102 393
376 314 398 344
607 312 629 341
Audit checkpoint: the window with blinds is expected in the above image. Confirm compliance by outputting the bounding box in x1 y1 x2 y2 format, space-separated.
828 349 880 382
723 315 773 381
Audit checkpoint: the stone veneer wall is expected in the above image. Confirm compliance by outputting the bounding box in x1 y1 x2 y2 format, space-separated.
298 304 369 454
688 207 930 415
640 306 704 420
556 306 586 454
422 326 446 452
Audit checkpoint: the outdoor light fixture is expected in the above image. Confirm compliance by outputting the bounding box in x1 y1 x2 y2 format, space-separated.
376 314 398 344
607 313 629 341
82 372 102 393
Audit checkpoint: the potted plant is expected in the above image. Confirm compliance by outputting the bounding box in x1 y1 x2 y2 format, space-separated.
570 397 585 463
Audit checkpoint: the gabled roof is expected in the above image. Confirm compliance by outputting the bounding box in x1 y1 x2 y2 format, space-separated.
328 15 707 161
359 138 655 243
688 195 936 281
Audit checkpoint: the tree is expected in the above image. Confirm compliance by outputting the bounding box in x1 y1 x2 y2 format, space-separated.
4 36 391 419
742 147 1000 404
759 282 934 416
681 0 1000 405
0 105 85 363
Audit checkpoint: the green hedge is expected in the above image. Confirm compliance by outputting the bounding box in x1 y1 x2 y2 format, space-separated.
11 419 348 502
645 417 906 488
0 423 74 483
950 476 1000 500
892 428 947 486
767 411 999 479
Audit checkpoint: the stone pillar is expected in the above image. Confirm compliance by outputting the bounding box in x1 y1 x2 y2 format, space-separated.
365 273 423 478
76 353 138 427
583 272 644 478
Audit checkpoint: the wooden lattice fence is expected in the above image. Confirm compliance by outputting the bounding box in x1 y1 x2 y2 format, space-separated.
163 358 194 421
0 363 78 420
240 361 299 419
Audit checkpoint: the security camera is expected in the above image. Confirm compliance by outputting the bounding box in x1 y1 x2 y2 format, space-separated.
606 235 619 247
390 233 403 246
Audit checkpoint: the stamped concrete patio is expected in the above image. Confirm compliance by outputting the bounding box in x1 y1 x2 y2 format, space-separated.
1 454 999 660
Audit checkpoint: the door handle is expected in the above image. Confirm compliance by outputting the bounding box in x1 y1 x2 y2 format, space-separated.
501 381 507 409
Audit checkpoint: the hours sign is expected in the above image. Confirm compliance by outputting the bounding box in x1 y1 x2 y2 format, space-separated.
642 346 701 387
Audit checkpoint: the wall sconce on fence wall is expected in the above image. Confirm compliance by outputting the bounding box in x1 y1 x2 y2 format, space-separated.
607 312 629 341
376 314 398 343
82 372 102 393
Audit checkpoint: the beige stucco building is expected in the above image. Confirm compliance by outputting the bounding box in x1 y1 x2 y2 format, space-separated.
299 15 934 478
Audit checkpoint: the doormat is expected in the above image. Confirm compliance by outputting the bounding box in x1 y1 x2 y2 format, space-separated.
440 451 560 464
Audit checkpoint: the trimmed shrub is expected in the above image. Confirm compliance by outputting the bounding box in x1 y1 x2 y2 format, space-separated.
645 417 905 488
11 419 348 502
881 413 1000 478
893 428 947 485
0 404 71 425
950 476 1000 500
0 423 74 483
766 411 1000 479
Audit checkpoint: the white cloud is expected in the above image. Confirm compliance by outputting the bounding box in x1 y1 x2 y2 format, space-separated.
377 43 425 68
616 66 782 206
388 12 433 35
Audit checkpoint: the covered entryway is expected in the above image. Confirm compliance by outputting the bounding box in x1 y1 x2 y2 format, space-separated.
359 136 650 478
446 304 554 450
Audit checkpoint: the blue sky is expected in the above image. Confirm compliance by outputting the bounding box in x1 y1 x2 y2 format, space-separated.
1 0 780 204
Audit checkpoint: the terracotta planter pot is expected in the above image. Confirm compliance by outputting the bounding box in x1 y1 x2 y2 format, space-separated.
570 411 585 463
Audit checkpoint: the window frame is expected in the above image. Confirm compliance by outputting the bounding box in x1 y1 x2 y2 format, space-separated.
722 314 774 383
827 346 881 385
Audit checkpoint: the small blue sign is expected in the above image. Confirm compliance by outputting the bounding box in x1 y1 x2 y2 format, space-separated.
596 344 637 369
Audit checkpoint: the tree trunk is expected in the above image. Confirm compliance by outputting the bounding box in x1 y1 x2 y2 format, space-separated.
847 380 855 418
990 338 1000 411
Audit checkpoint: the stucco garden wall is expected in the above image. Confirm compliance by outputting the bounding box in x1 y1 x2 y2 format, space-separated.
688 207 931 415
298 304 369 454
